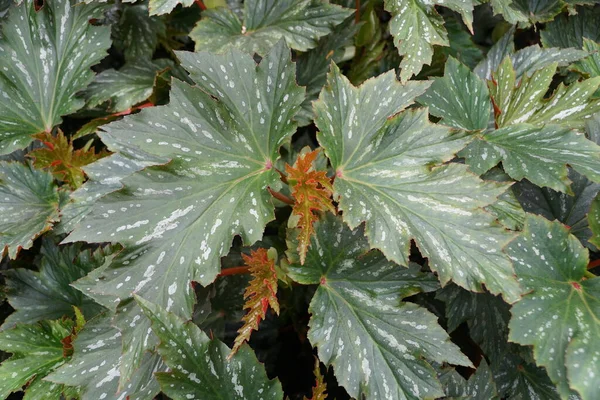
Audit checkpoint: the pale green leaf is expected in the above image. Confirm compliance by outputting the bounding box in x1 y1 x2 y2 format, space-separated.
287 212 469 400
507 215 600 399
136 295 284 400
0 0 111 154
418 56 491 131
0 162 60 259
191 0 353 55
315 64 522 302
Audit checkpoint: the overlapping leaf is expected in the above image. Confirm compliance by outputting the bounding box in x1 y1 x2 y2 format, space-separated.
287 212 469 400
489 58 600 129
541 6 600 49
65 41 304 382
112 3 166 61
492 353 562 400
514 169 600 249
0 0 111 154
0 319 73 399
231 248 280 355
191 0 353 55
507 215 600 399
137 296 284 400
46 313 165 400
462 124 600 193
418 57 491 131
314 64 521 301
0 162 60 259
439 361 498 399
2 239 110 329
590 194 600 248
384 0 475 81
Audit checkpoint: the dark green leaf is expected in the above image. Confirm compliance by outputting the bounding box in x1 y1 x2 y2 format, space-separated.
419 57 491 131
0 162 60 259
287 212 469 400
0 320 73 399
439 361 498 399
136 295 284 400
541 6 600 48
3 239 110 329
507 215 600 399
113 3 166 62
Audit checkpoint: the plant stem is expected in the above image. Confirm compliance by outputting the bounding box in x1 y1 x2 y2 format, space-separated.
195 0 207 10
588 259 600 270
355 0 360 23
112 101 154 117
275 167 288 184
268 187 295 205
584 270 596 279
219 266 250 277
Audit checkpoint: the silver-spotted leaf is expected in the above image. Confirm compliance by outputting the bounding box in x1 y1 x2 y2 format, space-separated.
136 295 284 400
384 0 475 81
492 353 562 400
191 0 353 55
590 194 600 249
514 169 600 249
439 360 499 399
462 124 600 193
0 320 73 399
287 212 469 400
2 239 110 329
65 40 303 383
541 6 600 49
0 162 60 259
113 3 166 60
507 215 600 399
314 64 521 302
0 0 111 154
149 0 194 16
418 56 491 131
46 313 165 400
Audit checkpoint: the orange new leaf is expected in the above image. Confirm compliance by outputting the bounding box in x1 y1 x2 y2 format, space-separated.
230 248 280 357
30 131 108 189
286 149 335 264
304 358 328 400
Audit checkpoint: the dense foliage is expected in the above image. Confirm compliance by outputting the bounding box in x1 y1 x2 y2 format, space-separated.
0 0 599 399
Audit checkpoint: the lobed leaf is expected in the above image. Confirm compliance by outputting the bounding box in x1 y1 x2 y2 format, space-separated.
315 64 522 302
0 0 111 154
2 239 110 329
507 215 600 399
136 295 284 400
0 162 60 259
462 124 600 193
0 320 73 399
65 40 304 383
287 212 469 400
191 0 353 55
418 56 491 131
439 360 499 399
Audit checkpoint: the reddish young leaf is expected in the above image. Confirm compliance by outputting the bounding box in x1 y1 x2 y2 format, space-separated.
230 248 280 357
286 149 335 264
304 358 328 400
30 131 109 189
